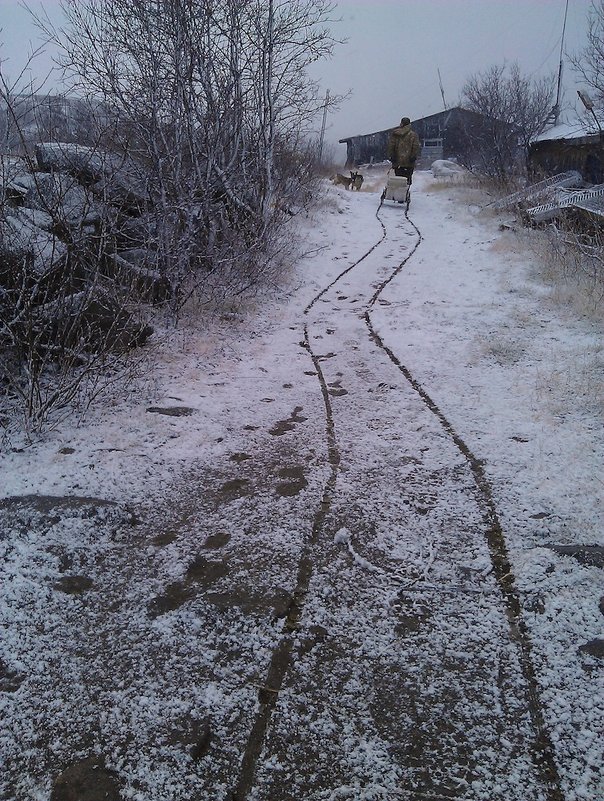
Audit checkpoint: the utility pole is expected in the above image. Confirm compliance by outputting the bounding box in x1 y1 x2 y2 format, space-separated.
318 89 330 164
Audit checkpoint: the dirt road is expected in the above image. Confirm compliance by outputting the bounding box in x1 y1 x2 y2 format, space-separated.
230 197 563 801
1 174 601 801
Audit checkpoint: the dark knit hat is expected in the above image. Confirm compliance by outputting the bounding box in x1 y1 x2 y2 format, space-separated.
400 116 411 126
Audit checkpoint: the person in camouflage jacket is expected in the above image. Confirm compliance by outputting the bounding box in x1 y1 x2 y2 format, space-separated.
387 117 421 182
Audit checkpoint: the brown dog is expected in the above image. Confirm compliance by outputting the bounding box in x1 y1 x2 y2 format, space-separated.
332 173 352 189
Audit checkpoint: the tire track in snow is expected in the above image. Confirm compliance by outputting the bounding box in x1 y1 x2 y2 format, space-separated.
303 214 387 314
235 192 563 800
363 205 564 801
233 211 386 800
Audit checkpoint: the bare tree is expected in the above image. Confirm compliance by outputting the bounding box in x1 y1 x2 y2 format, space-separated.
570 0 604 109
460 63 554 185
32 0 339 311
0 1 341 432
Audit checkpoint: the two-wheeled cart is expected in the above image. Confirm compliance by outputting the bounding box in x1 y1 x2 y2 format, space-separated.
379 172 411 212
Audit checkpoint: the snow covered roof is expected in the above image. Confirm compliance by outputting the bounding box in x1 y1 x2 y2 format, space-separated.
532 117 603 143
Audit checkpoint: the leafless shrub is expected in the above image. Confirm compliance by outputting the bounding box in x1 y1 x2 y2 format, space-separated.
515 219 604 318
460 63 555 187
0 196 154 434
0 77 154 435
541 224 604 302
570 0 604 109
1 1 342 433
30 0 340 314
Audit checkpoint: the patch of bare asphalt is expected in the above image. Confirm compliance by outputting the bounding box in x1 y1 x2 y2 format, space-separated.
327 378 348 397
268 405 308 436
578 639 604 659
147 554 229 619
230 452 252 463
275 466 308 497
547 543 604 568
217 477 252 501
0 493 119 516
0 658 25 693
53 575 94 594
203 530 232 549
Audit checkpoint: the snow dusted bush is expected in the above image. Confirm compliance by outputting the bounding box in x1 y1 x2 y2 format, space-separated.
460 63 555 186
539 224 604 308
32 0 338 309
0 0 339 433
0 154 153 434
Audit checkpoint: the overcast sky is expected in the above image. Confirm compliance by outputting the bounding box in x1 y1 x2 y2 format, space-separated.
312 0 591 159
0 0 592 161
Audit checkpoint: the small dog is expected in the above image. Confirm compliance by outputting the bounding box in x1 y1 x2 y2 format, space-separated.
350 171 364 191
332 173 352 189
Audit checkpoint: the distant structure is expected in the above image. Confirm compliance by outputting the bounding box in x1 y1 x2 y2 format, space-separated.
339 107 486 167
529 119 604 184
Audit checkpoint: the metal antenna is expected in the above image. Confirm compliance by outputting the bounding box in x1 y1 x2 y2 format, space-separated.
438 68 447 110
543 0 570 127
553 0 570 123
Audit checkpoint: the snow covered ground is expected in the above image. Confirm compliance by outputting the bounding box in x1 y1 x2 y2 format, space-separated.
1 169 602 801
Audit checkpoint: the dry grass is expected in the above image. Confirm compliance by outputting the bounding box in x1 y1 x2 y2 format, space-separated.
458 175 604 318
475 335 528 366
520 225 604 320
534 345 604 420
446 182 604 426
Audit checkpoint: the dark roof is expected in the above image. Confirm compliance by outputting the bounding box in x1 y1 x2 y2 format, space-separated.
338 128 394 144
338 107 471 143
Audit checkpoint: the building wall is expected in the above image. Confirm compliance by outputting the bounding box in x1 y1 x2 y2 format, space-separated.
529 139 604 184
343 130 391 167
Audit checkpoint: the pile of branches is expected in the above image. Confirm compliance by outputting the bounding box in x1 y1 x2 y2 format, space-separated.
0 142 156 431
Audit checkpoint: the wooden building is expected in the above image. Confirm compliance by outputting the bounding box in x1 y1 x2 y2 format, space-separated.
529 120 604 185
339 107 487 167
